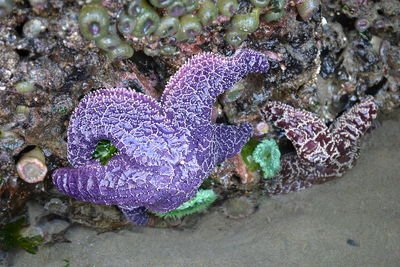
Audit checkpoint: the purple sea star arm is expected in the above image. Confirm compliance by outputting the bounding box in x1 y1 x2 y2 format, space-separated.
67 88 168 167
119 206 149 225
212 123 253 164
52 155 140 205
161 49 269 125
261 102 331 164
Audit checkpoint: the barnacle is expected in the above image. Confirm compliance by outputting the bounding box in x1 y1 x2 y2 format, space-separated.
296 0 320 21
16 147 48 184
23 18 46 38
355 18 370 32
15 81 35 93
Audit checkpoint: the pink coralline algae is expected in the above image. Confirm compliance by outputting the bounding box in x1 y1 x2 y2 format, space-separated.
52 49 270 225
260 96 378 194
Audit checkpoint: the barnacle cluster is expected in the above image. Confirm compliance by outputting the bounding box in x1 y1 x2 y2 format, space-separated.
77 0 318 60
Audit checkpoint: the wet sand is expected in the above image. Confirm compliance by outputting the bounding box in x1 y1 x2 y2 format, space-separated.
9 113 400 267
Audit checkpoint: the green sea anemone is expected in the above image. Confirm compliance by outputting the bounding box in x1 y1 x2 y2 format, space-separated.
231 8 261 33
155 16 180 38
152 189 217 219
198 0 218 26
217 0 238 17
106 43 134 61
252 139 281 179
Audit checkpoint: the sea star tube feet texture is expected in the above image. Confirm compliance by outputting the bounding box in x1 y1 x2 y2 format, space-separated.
260 96 378 194
52 49 270 225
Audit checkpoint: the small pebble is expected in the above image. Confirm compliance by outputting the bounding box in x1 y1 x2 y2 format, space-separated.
346 239 360 247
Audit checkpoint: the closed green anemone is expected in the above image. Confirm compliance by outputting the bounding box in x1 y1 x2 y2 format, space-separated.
198 0 218 26
78 4 110 40
217 0 238 17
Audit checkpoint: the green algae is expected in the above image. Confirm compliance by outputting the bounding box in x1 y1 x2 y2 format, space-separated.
241 137 261 172
92 140 118 166
0 218 43 254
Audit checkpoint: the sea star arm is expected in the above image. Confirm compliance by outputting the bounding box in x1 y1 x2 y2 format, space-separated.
330 96 378 142
67 88 167 167
212 123 253 164
161 49 269 125
119 206 149 225
52 155 151 206
260 102 331 164
263 96 378 196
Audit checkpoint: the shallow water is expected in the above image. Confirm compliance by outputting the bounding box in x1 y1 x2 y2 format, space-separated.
9 112 400 267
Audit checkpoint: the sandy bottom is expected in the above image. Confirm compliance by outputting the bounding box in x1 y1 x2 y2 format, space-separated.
9 113 400 267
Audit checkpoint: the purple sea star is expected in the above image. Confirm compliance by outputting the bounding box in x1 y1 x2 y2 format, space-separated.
260 96 378 194
52 49 270 225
